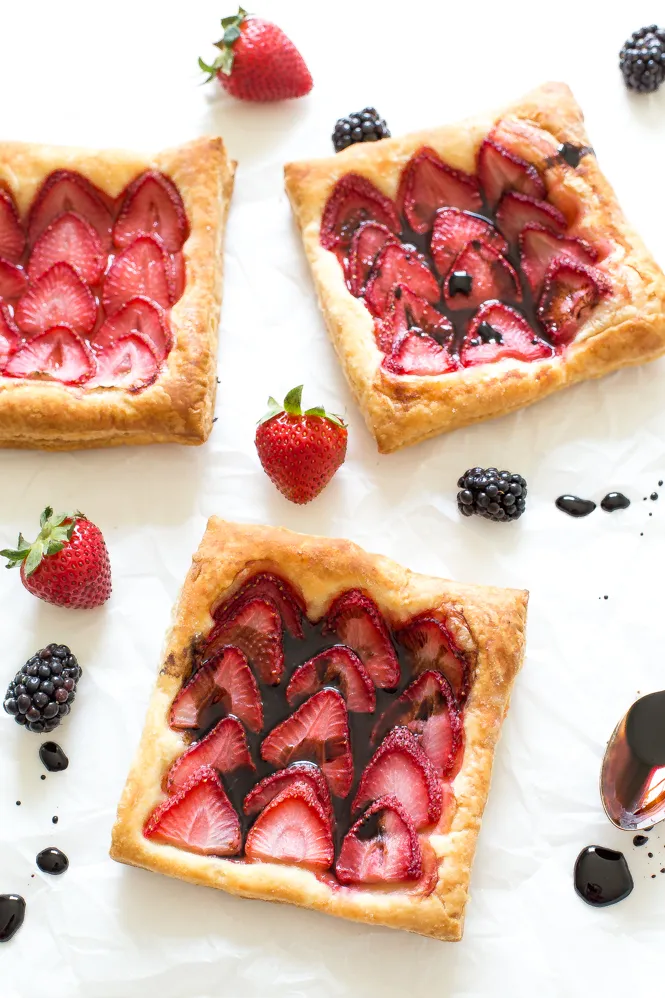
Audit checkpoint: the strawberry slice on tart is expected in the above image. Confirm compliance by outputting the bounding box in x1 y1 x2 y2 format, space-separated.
495 190 567 244
144 765 241 857
364 242 440 318
443 239 521 311
102 234 176 314
324 589 400 689
204 596 284 686
212 571 305 640
92 334 160 390
28 211 105 285
347 221 401 296
170 645 263 733
261 688 353 797
396 616 470 702
375 283 454 355
461 301 552 367
4 326 96 385
538 259 610 345
28 170 113 248
15 262 97 336
383 330 456 377
0 188 25 262
397 147 482 234
478 138 545 210
286 645 376 712
113 170 190 252
166 715 254 792
320 173 400 251
430 207 508 278
335 795 422 885
93 297 173 362
243 762 333 822
519 223 598 295
0 259 28 300
245 780 334 870
0 303 19 370
352 727 442 830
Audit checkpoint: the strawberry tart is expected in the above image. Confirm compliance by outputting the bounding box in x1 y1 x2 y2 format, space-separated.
284 82 665 452
111 519 528 941
0 137 235 449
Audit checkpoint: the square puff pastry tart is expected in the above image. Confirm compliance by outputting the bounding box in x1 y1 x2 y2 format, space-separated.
0 136 235 449
111 519 528 941
284 82 665 453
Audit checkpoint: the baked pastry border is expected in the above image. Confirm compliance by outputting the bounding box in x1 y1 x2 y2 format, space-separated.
0 136 236 450
110 518 528 941
284 82 665 453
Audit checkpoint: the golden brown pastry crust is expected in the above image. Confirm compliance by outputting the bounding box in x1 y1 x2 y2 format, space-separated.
0 136 236 449
284 82 665 453
110 519 528 941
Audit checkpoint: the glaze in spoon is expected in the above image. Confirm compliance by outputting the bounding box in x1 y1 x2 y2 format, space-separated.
600 690 665 830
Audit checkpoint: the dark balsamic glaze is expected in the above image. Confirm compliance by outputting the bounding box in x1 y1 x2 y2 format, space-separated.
574 846 633 906
39 741 68 772
555 495 597 517
36 847 69 875
191 616 442 858
0 895 25 942
626 691 665 767
448 271 473 297
601 492 630 512
552 143 595 169
633 834 649 846
602 692 665 827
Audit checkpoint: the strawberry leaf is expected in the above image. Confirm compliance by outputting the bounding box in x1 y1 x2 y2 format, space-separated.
40 506 54 528
24 542 44 577
257 396 283 426
203 6 247 81
283 385 304 415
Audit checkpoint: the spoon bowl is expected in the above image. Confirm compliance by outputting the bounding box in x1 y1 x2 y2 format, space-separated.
600 690 665 831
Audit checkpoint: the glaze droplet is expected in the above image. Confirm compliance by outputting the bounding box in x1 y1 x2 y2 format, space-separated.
633 834 649 847
0 895 25 942
556 495 597 517
39 741 68 773
574 846 633 906
600 492 630 512
36 847 69 875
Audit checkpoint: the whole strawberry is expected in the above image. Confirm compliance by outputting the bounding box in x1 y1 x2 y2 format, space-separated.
1 507 112 609
255 386 347 504
199 7 313 102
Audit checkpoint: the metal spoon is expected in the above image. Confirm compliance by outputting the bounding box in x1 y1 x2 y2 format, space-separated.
600 690 665 831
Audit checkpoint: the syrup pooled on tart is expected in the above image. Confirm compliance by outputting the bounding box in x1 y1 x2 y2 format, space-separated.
319 126 611 376
145 571 475 891
0 168 190 389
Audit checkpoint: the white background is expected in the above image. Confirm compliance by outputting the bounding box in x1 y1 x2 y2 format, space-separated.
1 1 664 995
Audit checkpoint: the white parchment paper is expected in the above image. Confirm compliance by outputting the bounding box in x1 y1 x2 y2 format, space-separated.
1 1 665 995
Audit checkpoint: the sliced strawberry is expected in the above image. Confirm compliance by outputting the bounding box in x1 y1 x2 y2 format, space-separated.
397 147 482 234
538 259 610 346
213 572 305 639
520 223 597 295
0 188 25 262
335 794 422 884
143 765 241 856
495 191 566 244
383 330 455 376
169 646 262 733
92 334 160 390
94 297 173 362
28 170 112 248
430 207 508 278
324 589 399 689
320 173 400 251
15 262 97 336
245 779 334 870
0 303 19 371
461 300 552 367
375 284 454 356
478 139 545 210
0 259 28 299
365 243 439 319
261 689 353 797
113 170 189 252
204 597 284 686
4 326 95 385
352 727 442 830
372 671 463 778
28 211 105 285
347 221 401 296
396 617 469 701
169 665 218 730
286 645 375 713
102 234 175 314
166 716 254 793
443 239 521 311
243 762 333 822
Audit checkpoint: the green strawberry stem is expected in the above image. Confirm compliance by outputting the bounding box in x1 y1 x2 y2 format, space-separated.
0 507 83 577
199 6 249 82
258 386 345 427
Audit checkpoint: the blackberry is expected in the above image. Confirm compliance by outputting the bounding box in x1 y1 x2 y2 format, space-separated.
3 645 81 733
457 467 527 522
620 25 665 93
332 108 390 152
